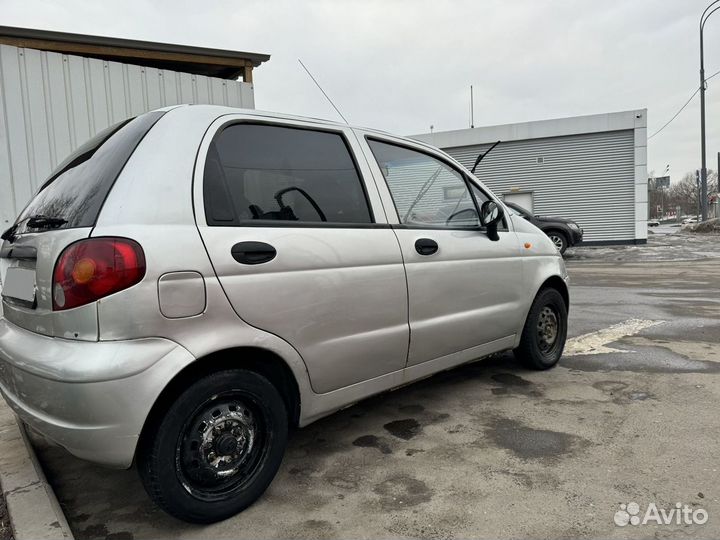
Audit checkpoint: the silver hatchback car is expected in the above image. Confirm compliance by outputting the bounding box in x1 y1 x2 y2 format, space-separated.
0 105 568 523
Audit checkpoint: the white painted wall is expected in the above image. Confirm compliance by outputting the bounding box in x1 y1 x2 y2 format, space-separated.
0 44 255 228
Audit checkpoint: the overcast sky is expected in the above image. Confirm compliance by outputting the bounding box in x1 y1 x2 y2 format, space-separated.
2 0 719 181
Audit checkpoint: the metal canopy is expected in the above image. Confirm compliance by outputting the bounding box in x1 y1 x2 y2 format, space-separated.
0 25 270 81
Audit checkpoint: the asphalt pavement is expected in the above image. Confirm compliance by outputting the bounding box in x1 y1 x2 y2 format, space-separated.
30 231 720 540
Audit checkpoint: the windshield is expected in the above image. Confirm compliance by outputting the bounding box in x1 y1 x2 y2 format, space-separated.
14 111 165 233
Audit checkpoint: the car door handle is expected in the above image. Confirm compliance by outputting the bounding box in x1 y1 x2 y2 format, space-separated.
231 241 277 264
415 238 438 256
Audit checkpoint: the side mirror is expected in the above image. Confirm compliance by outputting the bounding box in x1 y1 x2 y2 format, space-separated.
480 200 504 241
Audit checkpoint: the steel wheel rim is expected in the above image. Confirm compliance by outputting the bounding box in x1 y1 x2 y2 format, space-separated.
176 392 268 501
537 306 559 352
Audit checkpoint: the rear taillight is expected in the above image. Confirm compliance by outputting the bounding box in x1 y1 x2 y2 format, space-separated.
52 237 146 311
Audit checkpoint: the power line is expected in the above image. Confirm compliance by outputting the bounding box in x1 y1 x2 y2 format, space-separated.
648 88 700 140
648 68 720 140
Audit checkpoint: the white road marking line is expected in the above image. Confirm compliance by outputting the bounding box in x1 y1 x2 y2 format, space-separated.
564 319 665 357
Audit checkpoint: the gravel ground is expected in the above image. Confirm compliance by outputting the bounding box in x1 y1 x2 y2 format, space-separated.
565 229 720 262
0 491 12 540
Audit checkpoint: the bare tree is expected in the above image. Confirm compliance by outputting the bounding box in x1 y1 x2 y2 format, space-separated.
665 170 718 217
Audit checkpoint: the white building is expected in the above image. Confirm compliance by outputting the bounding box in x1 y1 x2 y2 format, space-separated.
412 110 648 244
0 26 269 229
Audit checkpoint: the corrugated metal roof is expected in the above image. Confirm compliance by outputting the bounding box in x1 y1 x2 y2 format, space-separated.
0 25 270 80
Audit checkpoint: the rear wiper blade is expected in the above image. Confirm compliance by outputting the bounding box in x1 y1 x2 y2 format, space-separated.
2 215 68 242
1 215 33 242
1 223 19 242
26 215 68 229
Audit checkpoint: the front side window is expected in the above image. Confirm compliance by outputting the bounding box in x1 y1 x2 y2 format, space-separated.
367 139 482 228
204 124 372 225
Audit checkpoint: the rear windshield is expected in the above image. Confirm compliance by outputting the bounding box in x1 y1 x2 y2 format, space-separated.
15 111 165 232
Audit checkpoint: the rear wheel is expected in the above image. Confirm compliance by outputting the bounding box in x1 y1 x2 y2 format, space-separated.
546 231 568 254
513 288 567 370
137 370 287 523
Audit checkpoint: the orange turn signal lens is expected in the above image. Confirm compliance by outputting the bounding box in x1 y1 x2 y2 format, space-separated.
524 242 532 249
71 257 97 284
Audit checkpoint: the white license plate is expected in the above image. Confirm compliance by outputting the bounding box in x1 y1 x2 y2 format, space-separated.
1 267 36 303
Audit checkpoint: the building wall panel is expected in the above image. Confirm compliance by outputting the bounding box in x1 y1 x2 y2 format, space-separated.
127 64 146 117
0 55 14 226
0 45 33 214
0 43 254 227
445 130 636 242
66 56 91 147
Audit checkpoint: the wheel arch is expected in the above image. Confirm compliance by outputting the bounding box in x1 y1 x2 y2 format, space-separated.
539 275 569 312
543 227 569 241
515 272 570 350
138 347 302 456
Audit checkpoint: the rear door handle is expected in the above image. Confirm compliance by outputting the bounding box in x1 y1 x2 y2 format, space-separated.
415 238 438 256
231 241 277 264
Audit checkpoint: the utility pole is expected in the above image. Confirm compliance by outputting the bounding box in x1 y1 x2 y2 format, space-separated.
470 85 474 129
661 186 664 218
699 0 720 221
696 170 701 222
716 151 720 218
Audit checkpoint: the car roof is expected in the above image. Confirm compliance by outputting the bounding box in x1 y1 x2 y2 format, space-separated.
163 103 391 134
159 104 441 153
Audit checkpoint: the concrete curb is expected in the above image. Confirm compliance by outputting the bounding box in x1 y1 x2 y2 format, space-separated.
0 400 74 540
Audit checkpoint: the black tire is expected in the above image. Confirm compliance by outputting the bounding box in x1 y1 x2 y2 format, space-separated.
137 369 288 523
513 288 567 370
546 230 568 254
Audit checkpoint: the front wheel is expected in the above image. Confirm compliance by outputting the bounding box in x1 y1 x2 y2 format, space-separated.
513 288 567 370
137 369 288 523
547 231 568 254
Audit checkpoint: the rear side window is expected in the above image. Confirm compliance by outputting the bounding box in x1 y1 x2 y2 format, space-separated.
16 111 165 232
204 123 373 225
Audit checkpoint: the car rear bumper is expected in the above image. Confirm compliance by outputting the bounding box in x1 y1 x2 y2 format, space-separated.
0 317 194 467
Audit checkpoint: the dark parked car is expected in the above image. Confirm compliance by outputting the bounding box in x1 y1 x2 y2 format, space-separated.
504 201 583 254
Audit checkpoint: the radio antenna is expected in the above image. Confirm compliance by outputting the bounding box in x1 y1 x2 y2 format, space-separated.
298 59 349 124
